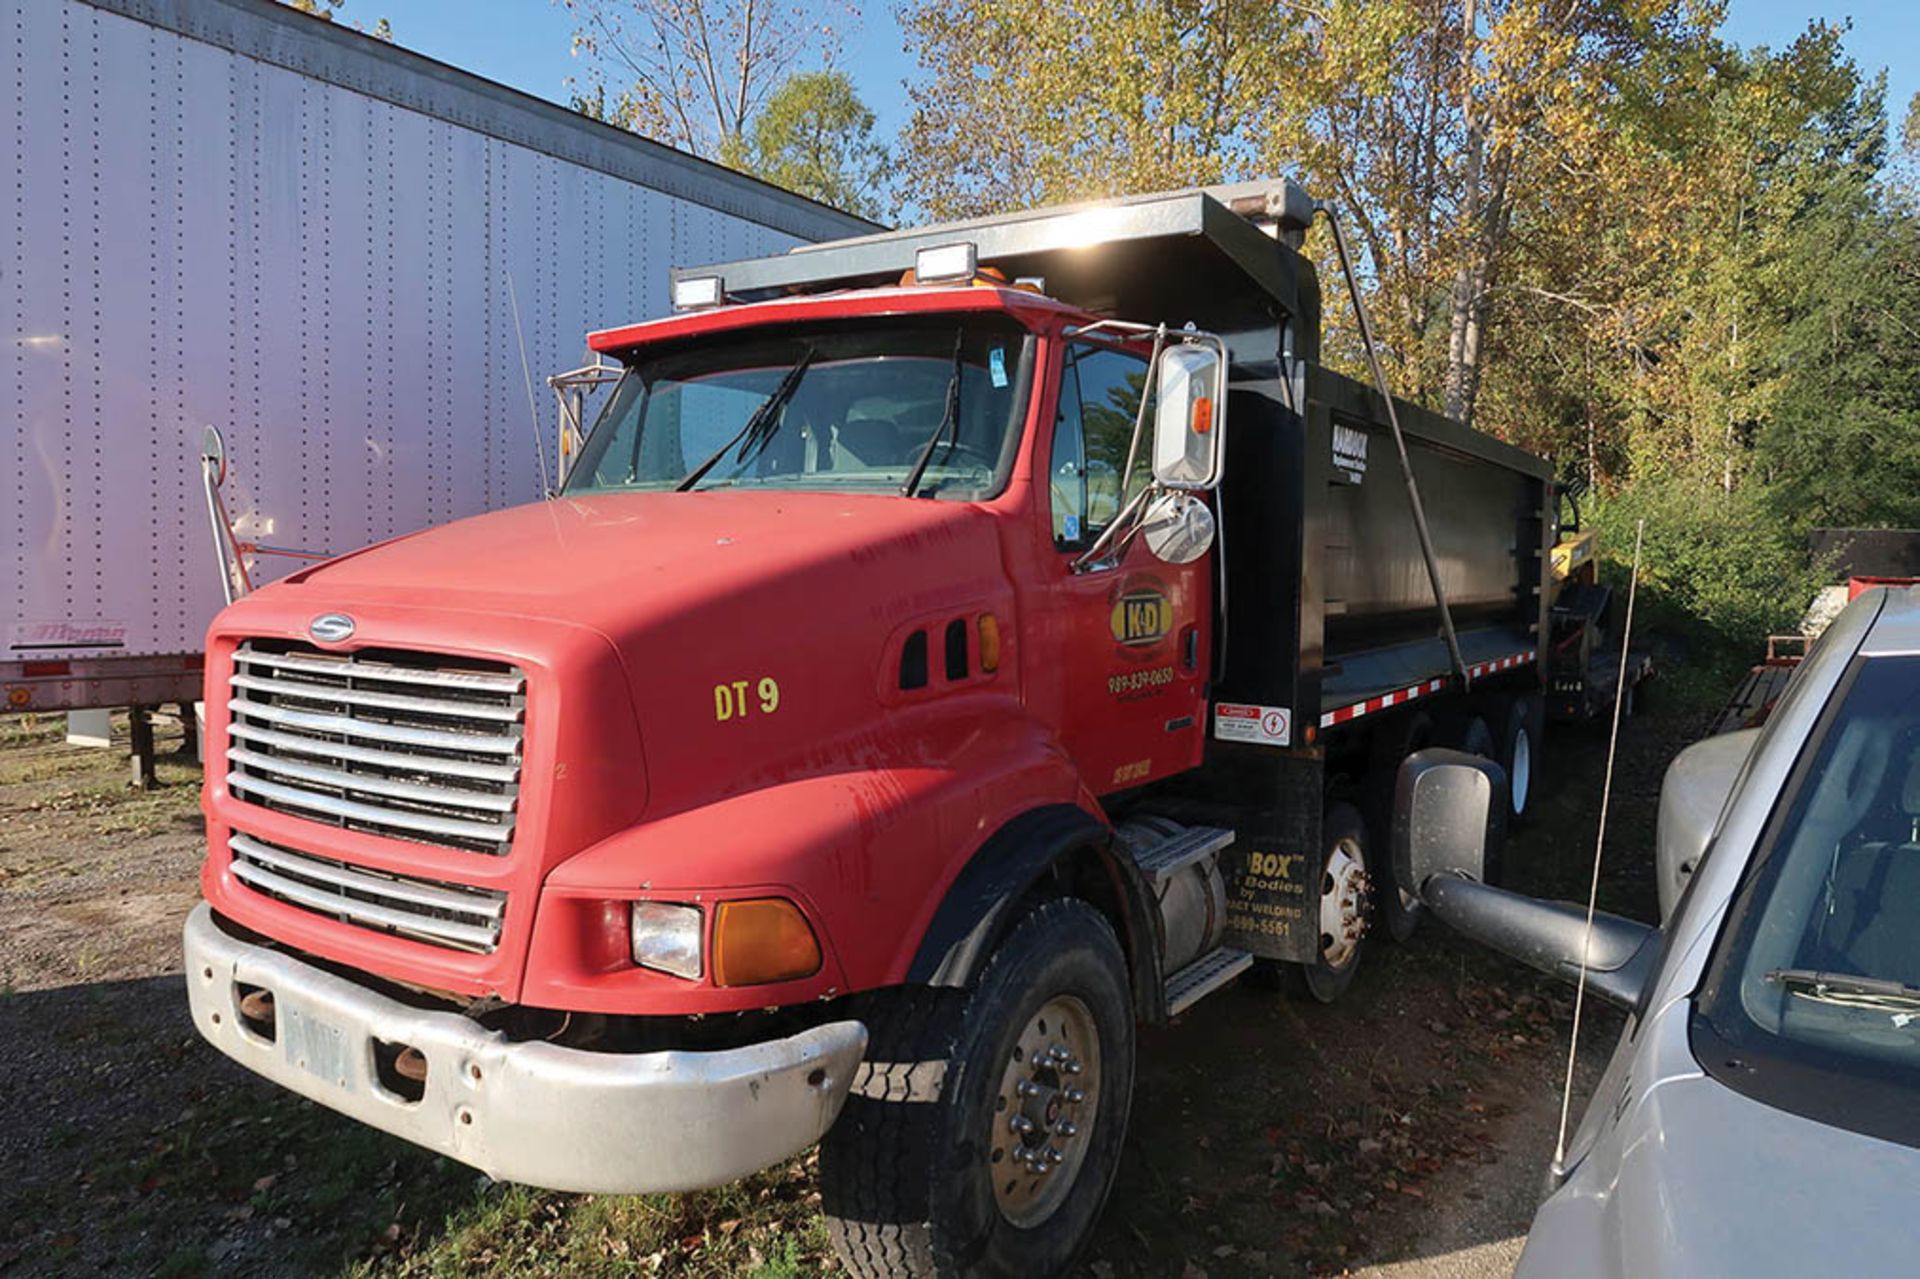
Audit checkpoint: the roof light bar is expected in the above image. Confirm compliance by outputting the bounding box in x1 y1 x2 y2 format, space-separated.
914 242 978 284
672 274 725 312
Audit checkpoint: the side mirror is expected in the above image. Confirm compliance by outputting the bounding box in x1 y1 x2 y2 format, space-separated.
1140 491 1216 564
1656 729 1756 923
202 424 228 488
1396 751 1659 1011
1393 748 1507 893
1152 340 1226 489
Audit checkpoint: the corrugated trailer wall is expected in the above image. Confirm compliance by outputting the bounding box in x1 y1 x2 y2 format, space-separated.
2 0 868 710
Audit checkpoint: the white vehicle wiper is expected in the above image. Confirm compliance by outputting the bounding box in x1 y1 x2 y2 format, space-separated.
1766 968 1920 1013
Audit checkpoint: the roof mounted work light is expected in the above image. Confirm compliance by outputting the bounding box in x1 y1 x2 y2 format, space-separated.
914 242 978 284
672 274 725 311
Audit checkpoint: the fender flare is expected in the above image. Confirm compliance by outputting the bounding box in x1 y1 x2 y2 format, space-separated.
906 803 1168 1022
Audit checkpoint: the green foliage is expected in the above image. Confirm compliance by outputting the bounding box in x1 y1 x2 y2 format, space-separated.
1587 476 1829 691
722 70 890 219
563 0 854 162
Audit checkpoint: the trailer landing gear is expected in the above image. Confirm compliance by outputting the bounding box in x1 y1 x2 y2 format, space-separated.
129 705 157 790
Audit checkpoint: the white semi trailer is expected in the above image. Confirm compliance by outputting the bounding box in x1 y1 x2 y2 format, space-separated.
1 0 871 743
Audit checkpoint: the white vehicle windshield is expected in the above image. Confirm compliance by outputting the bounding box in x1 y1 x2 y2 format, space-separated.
566 316 1035 500
1696 654 1920 1146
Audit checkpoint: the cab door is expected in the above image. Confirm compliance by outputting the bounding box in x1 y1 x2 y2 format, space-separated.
1034 336 1211 793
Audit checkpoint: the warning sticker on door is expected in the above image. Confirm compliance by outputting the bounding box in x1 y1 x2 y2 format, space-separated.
1213 702 1291 747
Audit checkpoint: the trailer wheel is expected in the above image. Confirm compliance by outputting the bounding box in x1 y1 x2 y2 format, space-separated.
1289 802 1371 1003
1496 693 1544 828
1366 712 1434 943
821 898 1134 1278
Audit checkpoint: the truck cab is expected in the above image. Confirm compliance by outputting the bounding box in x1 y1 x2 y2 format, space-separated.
185 180 1553 1277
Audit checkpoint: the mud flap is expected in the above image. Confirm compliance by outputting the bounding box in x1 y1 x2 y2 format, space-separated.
1216 752 1324 964
1220 839 1318 963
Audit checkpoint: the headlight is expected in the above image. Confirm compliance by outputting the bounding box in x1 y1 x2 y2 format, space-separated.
630 902 703 979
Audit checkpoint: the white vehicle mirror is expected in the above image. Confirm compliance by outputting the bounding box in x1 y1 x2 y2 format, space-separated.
1393 748 1505 892
1152 342 1225 489
1656 729 1755 923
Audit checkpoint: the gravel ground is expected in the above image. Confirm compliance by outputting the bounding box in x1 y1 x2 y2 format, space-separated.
0 698 1697 1277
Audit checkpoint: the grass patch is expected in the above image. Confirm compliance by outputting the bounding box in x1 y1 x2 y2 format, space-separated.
349 1155 834 1278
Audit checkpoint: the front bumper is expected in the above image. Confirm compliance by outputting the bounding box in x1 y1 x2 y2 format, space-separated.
183 903 867 1194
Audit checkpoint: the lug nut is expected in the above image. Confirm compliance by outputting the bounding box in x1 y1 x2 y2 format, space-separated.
1057 1120 1079 1138
1064 1087 1086 1104
1010 1115 1036 1135
1016 1080 1042 1098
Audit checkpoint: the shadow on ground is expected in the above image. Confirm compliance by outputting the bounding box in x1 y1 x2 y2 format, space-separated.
0 701 1701 1277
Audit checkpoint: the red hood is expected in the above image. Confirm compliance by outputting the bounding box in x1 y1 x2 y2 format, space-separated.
292 490 995 633
270 489 1020 817
203 488 1022 1000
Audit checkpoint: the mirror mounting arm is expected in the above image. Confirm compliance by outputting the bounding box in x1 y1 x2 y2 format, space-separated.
1069 482 1158 575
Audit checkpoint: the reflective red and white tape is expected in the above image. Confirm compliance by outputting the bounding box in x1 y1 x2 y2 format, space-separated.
1319 650 1536 729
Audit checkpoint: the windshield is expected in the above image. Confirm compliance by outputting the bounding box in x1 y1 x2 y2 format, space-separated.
565 316 1035 499
1695 655 1920 1145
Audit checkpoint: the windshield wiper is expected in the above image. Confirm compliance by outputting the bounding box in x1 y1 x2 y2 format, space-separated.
1766 968 1920 1011
901 329 966 498
676 348 814 492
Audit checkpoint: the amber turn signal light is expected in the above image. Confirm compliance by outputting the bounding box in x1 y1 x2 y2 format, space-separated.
978 613 1002 673
712 898 823 987
1190 395 1214 435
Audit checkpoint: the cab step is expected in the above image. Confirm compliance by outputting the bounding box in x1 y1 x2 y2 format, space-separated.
1165 946 1254 1016
1127 824 1235 888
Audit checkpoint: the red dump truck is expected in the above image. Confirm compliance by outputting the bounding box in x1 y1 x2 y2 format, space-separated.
185 180 1553 1275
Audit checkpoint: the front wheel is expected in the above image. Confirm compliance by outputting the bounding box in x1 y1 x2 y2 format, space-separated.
821 898 1135 1277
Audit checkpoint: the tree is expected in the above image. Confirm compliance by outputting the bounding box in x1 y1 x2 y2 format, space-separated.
723 70 890 218
1256 1 1725 426
563 0 853 160
897 0 1286 218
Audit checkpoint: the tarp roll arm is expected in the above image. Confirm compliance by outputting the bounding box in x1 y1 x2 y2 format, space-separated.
1317 205 1471 688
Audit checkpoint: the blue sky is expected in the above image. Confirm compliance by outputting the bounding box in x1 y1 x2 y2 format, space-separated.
363 1 1916 155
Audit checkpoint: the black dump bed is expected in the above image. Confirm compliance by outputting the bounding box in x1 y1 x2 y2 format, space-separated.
683 182 1553 734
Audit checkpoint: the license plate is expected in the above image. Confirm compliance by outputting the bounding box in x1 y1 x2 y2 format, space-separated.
282 1004 352 1090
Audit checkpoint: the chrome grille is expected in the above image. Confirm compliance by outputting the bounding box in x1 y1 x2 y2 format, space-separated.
226 641 524 855
229 831 506 952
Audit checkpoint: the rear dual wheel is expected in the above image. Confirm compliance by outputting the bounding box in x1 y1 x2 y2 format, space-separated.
1292 802 1372 1004
821 898 1134 1277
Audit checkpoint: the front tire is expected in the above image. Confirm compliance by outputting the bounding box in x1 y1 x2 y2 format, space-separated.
821 898 1135 1277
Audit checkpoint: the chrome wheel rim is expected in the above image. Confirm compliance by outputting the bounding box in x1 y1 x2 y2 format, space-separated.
1319 837 1371 970
1511 727 1532 815
990 995 1101 1228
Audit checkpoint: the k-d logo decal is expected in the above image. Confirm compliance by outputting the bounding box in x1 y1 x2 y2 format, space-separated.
1109 578 1173 649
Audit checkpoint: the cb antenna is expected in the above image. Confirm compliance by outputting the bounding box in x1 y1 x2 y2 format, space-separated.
507 270 554 498
1553 518 1646 1173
